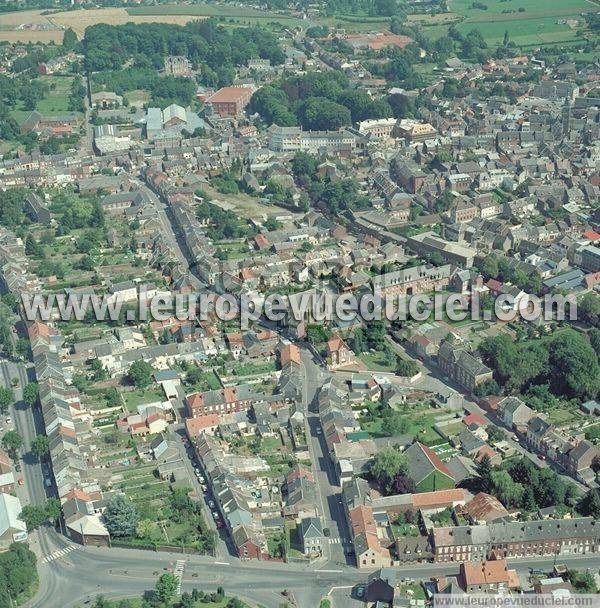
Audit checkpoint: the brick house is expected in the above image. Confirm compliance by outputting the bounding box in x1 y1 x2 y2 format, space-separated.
459 559 518 594
437 341 493 393
432 518 600 563
326 336 356 370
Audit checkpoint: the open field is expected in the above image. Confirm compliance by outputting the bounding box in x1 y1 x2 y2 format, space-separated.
0 7 209 42
419 0 596 47
9 75 80 124
0 3 396 43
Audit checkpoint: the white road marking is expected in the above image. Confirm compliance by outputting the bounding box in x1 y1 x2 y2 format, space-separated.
174 559 186 594
42 545 76 563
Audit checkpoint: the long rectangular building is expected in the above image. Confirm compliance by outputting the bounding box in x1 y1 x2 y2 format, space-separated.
432 517 600 562
268 125 356 154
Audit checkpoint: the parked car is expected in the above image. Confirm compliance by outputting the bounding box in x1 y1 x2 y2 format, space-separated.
208 500 215 508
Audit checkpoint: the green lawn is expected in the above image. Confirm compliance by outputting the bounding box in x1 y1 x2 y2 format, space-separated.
391 522 420 538
284 520 307 559
398 583 426 601
185 370 222 392
232 360 277 377
358 351 396 373
547 407 582 426
123 386 165 411
360 407 445 446
36 75 76 115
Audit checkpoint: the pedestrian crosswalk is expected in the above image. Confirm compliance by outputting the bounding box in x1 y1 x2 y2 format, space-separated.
42 545 76 564
174 559 186 594
328 537 351 545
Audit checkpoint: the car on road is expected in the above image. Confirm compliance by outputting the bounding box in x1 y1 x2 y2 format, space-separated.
316 427 322 435
208 500 215 508
18 478 24 486
323 527 331 537
201 484 207 492
356 587 365 599
212 511 219 519
512 435 519 442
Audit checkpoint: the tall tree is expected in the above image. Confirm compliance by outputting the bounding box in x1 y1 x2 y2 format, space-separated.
62 28 78 51
2 430 22 460
127 360 154 389
104 494 139 538
154 573 179 605
369 447 408 494
0 387 14 414
31 435 49 459
476 454 493 492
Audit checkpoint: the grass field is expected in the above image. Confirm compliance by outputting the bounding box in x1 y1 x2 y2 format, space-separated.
123 386 165 411
37 75 75 115
421 0 596 48
10 75 78 123
450 0 594 43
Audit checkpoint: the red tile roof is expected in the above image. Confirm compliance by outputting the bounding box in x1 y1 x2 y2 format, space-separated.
185 414 220 436
280 344 301 366
583 230 600 241
419 442 453 478
206 86 252 104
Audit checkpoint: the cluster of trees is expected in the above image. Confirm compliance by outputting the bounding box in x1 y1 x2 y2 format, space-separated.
104 494 139 538
2 430 22 460
580 293 600 328
49 191 105 232
477 455 578 512
353 320 387 352
369 446 412 495
0 387 13 415
127 360 154 389
0 188 27 228
579 487 600 519
196 201 255 240
106 489 215 554
0 73 49 113
92 583 245 608
0 543 38 608
19 498 62 532
480 253 542 294
318 0 404 16
250 70 391 130
290 152 369 214
83 20 284 86
479 329 600 400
